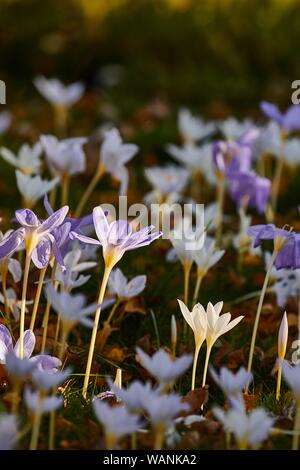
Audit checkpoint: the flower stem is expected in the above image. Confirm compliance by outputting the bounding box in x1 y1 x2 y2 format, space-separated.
153 425 165 450
75 164 104 218
183 263 191 338
106 299 120 325
105 433 116 450
82 264 112 399
292 401 300 450
58 324 69 361
29 392 44 450
1 274 9 318
61 173 70 206
191 344 201 391
41 267 58 353
53 315 61 354
192 274 203 305
19 255 31 359
215 173 225 246
202 344 212 387
271 137 285 216
48 409 55 450
247 249 278 383
54 104 67 137
276 364 282 401
30 265 48 331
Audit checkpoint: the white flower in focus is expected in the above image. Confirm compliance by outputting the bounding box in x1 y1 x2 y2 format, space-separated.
213 407 274 449
0 142 42 175
34 76 84 106
16 170 59 208
177 300 207 351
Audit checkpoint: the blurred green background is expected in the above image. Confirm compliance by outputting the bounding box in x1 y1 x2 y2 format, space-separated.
1 0 300 119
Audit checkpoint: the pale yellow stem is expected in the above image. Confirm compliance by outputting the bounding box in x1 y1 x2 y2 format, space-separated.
19 255 31 359
82 265 112 399
61 173 70 207
215 173 225 246
271 137 285 216
191 344 201 391
247 249 278 383
192 273 203 305
29 392 44 450
1 274 9 318
30 265 48 331
75 163 105 218
276 365 282 401
202 344 212 387
106 298 121 325
153 425 165 450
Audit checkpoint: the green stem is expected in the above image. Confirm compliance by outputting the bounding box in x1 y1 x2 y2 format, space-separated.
247 249 278 382
61 173 70 207
106 299 121 324
192 274 203 305
82 265 112 399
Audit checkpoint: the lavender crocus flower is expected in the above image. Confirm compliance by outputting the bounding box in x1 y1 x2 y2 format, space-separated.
107 379 160 413
247 224 300 269
210 366 252 411
93 400 141 439
40 135 87 177
70 206 162 269
24 388 63 413
260 101 300 133
141 393 189 429
32 367 71 392
108 268 146 299
136 347 192 387
0 230 22 282
228 171 271 214
0 206 69 269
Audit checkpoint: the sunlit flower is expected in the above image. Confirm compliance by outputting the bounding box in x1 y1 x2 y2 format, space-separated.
40 135 87 177
0 142 42 175
0 326 35 362
178 108 215 144
0 111 11 134
204 301 243 350
210 366 252 410
213 407 274 449
70 206 161 269
0 414 18 450
54 248 97 291
136 347 192 388
16 170 59 208
108 268 146 299
192 235 224 279
100 128 138 195
261 101 300 133
34 76 84 107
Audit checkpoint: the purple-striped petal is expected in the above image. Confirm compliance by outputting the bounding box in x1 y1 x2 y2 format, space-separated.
14 329 35 359
15 209 39 227
0 325 13 351
37 206 69 234
31 236 52 268
69 231 101 246
0 229 24 259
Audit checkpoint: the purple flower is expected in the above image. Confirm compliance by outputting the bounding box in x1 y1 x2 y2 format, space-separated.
0 325 35 362
247 224 300 269
260 101 300 133
93 400 141 439
24 388 63 413
108 268 146 299
228 171 271 214
70 206 162 268
0 206 69 269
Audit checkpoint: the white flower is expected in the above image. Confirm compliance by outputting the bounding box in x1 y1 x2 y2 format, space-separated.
0 414 18 450
144 165 189 204
169 216 205 268
0 112 11 134
204 301 244 349
40 135 87 176
192 235 224 278
107 379 159 413
166 143 216 185
93 400 141 439
0 142 42 175
55 248 97 291
34 76 84 106
278 312 288 360
233 209 261 255
136 347 192 387
178 108 215 143
100 128 138 195
16 170 59 208
252 122 281 160
210 366 252 410
24 388 63 413
141 392 189 429
282 361 300 400
108 268 146 299
0 287 31 321
266 252 300 308
178 300 207 350
219 117 256 141
213 407 274 449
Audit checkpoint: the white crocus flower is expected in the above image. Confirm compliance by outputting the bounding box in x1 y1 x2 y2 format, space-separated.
166 143 216 185
251 121 281 160
210 366 252 410
0 112 11 135
213 407 274 449
0 287 32 321
0 142 42 175
265 252 300 308
144 165 189 205
233 209 261 256
276 313 289 400
108 268 146 300
34 76 84 107
178 108 215 144
177 299 207 390
40 135 87 177
16 170 59 208
219 117 256 141
55 248 97 292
